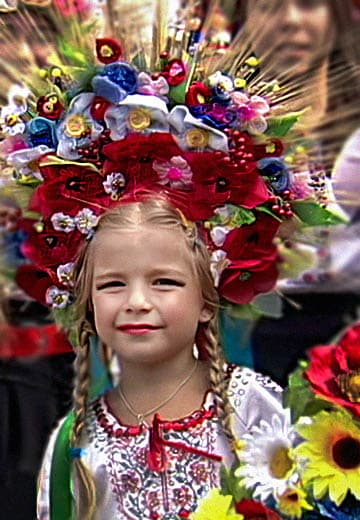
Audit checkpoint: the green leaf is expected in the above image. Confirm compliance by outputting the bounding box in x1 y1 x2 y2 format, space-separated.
220 465 252 502
169 82 187 104
265 111 304 137
292 200 348 226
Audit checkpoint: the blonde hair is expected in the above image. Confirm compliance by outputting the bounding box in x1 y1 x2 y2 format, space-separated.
71 196 237 518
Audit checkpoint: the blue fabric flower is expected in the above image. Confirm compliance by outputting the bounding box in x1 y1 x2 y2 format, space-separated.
27 117 57 148
92 62 138 104
258 157 290 193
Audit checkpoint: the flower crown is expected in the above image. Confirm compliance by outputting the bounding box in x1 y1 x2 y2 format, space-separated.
0 17 343 314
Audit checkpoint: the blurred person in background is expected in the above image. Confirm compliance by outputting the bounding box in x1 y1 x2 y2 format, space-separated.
219 0 360 383
0 4 76 518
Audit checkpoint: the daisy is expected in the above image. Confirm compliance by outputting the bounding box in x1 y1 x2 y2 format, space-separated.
235 413 298 501
295 410 360 506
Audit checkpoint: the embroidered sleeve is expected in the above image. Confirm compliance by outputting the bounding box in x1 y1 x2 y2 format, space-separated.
227 366 287 436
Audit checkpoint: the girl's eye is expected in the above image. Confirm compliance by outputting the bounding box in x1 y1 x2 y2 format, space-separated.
154 278 184 287
96 281 125 290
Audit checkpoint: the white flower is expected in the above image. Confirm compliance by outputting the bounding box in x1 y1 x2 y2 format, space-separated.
51 212 76 233
210 249 228 287
235 412 298 501
56 93 103 160
45 286 72 309
7 145 53 181
0 105 26 136
210 226 231 247
168 106 228 152
57 262 75 288
103 172 126 199
104 94 169 141
75 208 99 235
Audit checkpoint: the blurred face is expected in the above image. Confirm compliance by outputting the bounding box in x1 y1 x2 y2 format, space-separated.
245 0 337 77
91 225 210 367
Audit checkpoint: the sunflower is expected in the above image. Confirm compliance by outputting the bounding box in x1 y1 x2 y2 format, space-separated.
235 413 298 501
190 489 244 520
295 410 360 505
277 487 313 519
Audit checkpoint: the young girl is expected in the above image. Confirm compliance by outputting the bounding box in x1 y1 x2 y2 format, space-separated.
37 196 286 520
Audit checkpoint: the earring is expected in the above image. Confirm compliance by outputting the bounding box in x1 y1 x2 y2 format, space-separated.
192 343 199 359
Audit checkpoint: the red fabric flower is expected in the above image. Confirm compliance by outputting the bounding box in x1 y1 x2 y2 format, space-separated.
218 214 280 304
37 94 64 120
161 59 187 86
306 322 360 417
21 225 84 272
91 96 112 120
15 264 54 306
185 82 212 106
190 146 270 210
235 498 282 519
30 163 110 218
96 38 123 64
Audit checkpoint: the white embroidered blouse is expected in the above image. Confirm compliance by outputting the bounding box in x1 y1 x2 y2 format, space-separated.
37 366 285 520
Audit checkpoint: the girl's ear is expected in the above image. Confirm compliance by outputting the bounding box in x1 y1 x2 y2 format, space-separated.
199 305 214 324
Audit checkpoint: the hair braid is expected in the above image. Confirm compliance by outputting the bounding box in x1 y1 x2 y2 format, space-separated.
202 318 237 453
71 324 96 520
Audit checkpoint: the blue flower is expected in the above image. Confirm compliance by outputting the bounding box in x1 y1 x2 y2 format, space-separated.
27 117 57 148
92 62 138 104
258 157 290 193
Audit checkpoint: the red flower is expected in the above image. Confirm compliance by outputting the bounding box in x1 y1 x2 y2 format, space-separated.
37 94 64 120
30 163 110 218
161 59 187 86
21 225 84 272
91 96 112 120
15 264 53 306
306 322 360 417
235 498 282 519
96 38 123 64
218 214 280 304
190 151 270 209
185 82 212 106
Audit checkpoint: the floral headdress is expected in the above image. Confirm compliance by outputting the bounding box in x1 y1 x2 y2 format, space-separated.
0 1 343 320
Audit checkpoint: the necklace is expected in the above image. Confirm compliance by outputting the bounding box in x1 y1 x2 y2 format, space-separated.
117 359 198 425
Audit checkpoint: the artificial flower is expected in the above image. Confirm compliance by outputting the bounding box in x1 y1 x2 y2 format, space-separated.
190 489 243 520
104 94 169 141
37 93 64 120
208 71 234 103
96 38 123 64
235 413 297 501
305 322 360 417
56 93 103 160
15 264 54 306
0 104 26 136
235 499 281 520
29 163 110 218
27 117 58 149
45 285 72 309
168 105 229 151
161 58 187 86
137 72 169 99
186 82 213 106
91 61 138 104
258 157 290 194
153 155 193 189
295 410 360 505
231 91 270 135
56 262 75 287
103 172 127 199
7 145 53 182
277 487 313 518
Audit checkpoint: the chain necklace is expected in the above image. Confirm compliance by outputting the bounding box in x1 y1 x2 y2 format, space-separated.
117 359 198 426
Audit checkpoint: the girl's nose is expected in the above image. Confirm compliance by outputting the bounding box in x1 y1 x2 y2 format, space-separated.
125 284 152 313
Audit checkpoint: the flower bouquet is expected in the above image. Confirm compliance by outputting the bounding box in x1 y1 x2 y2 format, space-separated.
191 322 360 519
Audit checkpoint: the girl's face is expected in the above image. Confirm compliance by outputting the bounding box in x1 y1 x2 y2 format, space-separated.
91 225 211 367
245 0 337 77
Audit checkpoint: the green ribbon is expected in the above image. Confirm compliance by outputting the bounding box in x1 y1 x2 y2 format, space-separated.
50 411 76 520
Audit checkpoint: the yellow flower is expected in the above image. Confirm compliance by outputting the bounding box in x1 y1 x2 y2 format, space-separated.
190 489 244 520
127 108 151 130
295 410 360 505
278 487 313 519
185 128 209 148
